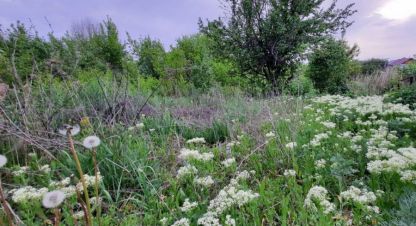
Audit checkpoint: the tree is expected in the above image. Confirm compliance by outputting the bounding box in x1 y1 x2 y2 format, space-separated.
199 0 356 93
360 58 388 75
306 38 358 94
128 36 166 78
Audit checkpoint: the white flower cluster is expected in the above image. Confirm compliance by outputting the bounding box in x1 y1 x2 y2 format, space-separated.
265 131 275 138
310 132 330 147
205 171 259 215
285 142 297 149
221 158 236 168
9 186 48 204
225 215 236 226
340 186 379 214
322 121 336 129
197 211 221 226
180 198 198 212
194 176 215 187
39 164 51 173
226 141 240 148
50 177 71 188
171 218 190 226
283 169 296 177
76 173 103 192
340 186 376 204
186 137 206 144
367 147 416 182
304 186 335 214
177 165 198 178
178 148 214 162
315 159 326 169
12 166 29 176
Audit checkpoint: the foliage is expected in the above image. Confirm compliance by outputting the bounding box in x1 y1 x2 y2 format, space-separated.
360 58 388 75
385 84 416 110
129 36 166 78
286 74 316 96
307 38 357 94
399 62 416 79
200 0 356 91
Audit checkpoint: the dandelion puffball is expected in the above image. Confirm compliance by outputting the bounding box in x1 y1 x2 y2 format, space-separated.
42 190 65 208
0 154 7 167
83 135 101 149
58 124 80 136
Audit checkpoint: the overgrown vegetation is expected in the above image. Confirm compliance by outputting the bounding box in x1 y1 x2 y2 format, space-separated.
1 0 415 225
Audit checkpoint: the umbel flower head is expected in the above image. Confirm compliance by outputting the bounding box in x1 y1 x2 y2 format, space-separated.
0 154 7 167
58 124 80 136
42 190 66 208
83 135 101 149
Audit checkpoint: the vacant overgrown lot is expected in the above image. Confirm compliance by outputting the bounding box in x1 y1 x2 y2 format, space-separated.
1 79 416 225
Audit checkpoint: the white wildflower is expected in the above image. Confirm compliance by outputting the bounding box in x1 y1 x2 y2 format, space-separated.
194 176 215 187
171 218 190 226
82 135 101 149
315 159 327 169
222 158 236 168
285 142 297 149
177 165 198 178
304 186 335 214
42 190 66 208
265 131 275 138
0 154 7 167
225 215 236 226
283 169 296 177
58 124 80 136
186 137 206 144
180 198 198 212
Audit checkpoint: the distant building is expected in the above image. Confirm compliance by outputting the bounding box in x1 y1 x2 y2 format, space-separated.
388 57 415 68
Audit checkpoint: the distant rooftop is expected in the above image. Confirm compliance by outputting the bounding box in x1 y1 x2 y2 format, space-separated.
388 57 414 66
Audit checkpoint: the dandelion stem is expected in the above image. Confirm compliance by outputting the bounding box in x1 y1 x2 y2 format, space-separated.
0 179 14 226
67 130 92 226
53 208 61 226
92 148 102 226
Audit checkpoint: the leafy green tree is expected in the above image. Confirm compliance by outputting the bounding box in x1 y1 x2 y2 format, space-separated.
0 22 51 85
360 58 388 75
129 36 166 78
200 0 356 92
306 38 358 94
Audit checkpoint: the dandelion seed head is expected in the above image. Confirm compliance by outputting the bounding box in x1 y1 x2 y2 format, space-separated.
82 135 101 149
0 154 7 167
42 190 65 208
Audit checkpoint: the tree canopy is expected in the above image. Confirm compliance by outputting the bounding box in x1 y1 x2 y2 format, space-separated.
200 0 356 92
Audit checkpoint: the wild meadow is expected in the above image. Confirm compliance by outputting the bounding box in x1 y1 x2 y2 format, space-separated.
1 0 416 225
1 76 416 225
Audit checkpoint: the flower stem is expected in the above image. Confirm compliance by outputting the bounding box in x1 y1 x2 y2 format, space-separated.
67 130 92 226
92 148 102 226
0 179 14 226
53 208 61 226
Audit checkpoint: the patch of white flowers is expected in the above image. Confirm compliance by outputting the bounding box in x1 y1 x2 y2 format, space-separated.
177 165 198 178
186 137 206 144
180 198 198 212
194 176 215 187
9 186 49 204
171 218 190 226
283 169 296 177
221 158 236 168
178 148 214 162
304 186 335 214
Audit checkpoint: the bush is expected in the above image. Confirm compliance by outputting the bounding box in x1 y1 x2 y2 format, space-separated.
307 39 356 94
385 84 416 109
399 63 416 79
360 58 388 75
286 75 316 96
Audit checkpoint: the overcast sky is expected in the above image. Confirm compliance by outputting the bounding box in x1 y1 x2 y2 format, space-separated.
1 0 415 60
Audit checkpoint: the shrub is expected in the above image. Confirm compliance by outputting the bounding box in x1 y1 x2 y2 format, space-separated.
307 38 357 94
286 75 316 96
385 84 416 109
360 58 388 75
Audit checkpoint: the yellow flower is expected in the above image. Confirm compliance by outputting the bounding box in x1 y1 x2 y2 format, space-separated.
80 116 91 128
